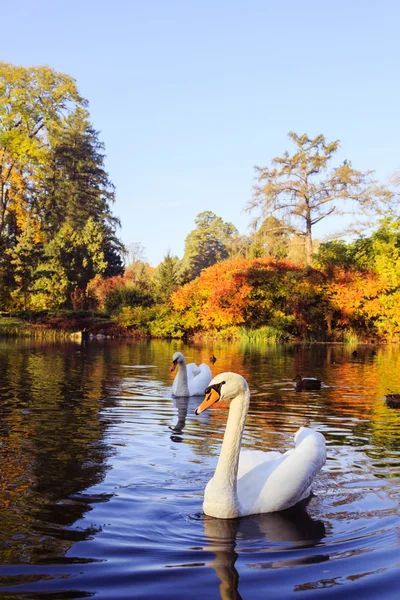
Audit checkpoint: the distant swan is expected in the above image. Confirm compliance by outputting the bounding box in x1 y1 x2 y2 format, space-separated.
171 352 212 397
195 372 326 518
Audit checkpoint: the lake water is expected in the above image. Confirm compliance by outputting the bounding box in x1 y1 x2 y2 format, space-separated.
0 338 399 599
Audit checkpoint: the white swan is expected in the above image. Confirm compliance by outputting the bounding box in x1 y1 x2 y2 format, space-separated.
170 351 212 397
195 372 326 518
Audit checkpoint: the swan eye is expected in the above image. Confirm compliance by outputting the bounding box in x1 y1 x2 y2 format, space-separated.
204 381 226 398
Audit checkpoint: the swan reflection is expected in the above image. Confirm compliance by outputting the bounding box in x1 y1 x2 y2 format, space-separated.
169 395 190 434
203 503 327 600
169 395 210 440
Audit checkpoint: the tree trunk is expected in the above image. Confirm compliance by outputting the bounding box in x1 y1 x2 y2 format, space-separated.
305 215 313 266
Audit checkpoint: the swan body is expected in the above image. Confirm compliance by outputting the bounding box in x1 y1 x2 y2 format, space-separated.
195 372 326 519
171 352 212 397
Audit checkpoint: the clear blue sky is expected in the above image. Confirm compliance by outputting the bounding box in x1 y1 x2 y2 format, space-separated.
2 0 399 265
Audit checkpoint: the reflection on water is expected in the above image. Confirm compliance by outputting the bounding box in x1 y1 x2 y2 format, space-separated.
0 338 400 598
203 502 327 600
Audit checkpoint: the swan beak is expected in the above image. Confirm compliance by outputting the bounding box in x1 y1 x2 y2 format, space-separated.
195 388 220 415
170 362 177 372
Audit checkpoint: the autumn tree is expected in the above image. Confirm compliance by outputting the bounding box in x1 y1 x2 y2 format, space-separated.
183 211 238 280
246 132 391 265
0 61 84 247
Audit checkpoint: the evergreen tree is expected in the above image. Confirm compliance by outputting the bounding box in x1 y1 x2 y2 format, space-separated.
7 217 43 309
34 107 124 276
183 211 238 280
155 252 182 301
32 219 107 309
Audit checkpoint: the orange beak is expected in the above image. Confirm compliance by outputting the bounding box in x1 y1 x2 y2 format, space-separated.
170 362 177 373
195 388 221 415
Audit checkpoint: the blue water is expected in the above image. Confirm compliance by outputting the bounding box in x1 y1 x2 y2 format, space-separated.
0 339 399 599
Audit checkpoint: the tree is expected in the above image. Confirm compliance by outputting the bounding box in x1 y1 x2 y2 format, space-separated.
7 217 43 309
0 62 85 247
32 218 107 309
248 215 289 259
155 252 182 301
33 107 123 275
246 132 391 265
183 211 238 280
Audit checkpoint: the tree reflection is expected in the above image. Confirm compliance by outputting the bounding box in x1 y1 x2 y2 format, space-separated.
0 340 118 564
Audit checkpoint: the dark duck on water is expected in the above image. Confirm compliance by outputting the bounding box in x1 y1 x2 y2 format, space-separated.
385 394 400 408
294 375 323 391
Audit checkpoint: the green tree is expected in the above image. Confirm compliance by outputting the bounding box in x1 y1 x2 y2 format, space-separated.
249 215 289 259
32 218 107 309
246 132 391 265
155 252 182 301
7 217 43 309
183 211 238 280
34 107 123 275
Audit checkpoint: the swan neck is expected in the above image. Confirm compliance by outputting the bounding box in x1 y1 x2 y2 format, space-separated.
175 359 189 396
214 389 249 488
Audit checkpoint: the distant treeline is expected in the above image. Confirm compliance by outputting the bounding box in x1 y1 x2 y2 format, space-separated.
1 62 400 341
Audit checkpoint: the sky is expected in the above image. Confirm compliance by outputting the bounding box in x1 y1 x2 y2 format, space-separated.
2 0 400 265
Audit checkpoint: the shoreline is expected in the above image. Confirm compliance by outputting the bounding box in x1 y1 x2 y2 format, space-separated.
0 314 386 345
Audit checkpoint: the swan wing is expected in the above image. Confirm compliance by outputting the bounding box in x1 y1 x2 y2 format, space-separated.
238 449 283 479
188 363 212 396
237 428 326 515
187 362 201 377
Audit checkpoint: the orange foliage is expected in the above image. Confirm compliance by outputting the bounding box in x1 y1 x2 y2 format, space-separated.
171 257 324 335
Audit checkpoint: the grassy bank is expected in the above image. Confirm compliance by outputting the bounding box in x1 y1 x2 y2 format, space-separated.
0 311 115 339
0 312 380 345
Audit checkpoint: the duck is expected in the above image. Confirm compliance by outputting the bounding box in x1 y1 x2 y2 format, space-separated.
210 354 217 365
385 394 400 408
170 351 212 397
195 372 326 518
294 374 322 391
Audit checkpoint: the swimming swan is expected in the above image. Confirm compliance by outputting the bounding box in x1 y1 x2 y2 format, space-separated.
195 372 326 519
171 351 212 397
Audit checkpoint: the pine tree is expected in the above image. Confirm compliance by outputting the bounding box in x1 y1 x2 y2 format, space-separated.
155 252 182 301
7 217 43 309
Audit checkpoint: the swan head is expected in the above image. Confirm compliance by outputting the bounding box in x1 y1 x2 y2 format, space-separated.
170 351 185 372
194 372 248 415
